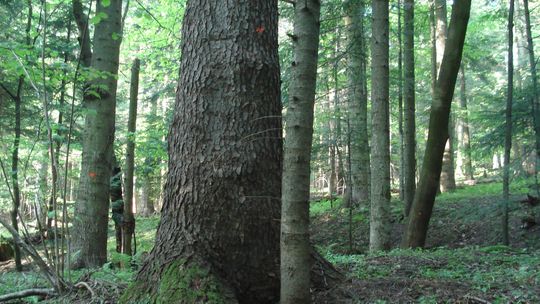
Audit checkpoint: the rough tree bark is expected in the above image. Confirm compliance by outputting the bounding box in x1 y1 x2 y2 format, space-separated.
71 0 123 268
281 0 321 302
502 0 515 246
403 0 416 217
123 1 283 302
370 0 392 251
345 0 370 205
402 0 471 248
122 58 139 256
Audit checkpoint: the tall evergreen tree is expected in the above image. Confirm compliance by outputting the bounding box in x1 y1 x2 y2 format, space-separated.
345 0 370 205
281 0 321 302
71 0 123 268
403 0 416 217
123 1 283 302
370 0 392 251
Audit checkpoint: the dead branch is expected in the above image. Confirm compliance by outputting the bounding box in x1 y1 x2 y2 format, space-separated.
464 295 493 304
0 216 67 292
0 288 55 302
75 281 95 298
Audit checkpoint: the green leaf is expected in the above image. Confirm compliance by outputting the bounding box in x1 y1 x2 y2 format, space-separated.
90 12 108 25
111 32 120 41
102 0 111 7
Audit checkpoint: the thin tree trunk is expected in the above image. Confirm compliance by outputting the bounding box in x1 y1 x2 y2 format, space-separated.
398 0 405 201
9 0 33 272
71 0 123 268
435 0 457 192
333 29 345 196
122 58 139 256
402 0 471 248
370 0 392 252
503 0 515 246
403 0 416 217
345 0 369 205
281 1 321 301
110 157 124 253
11 79 23 272
523 0 540 196
458 65 474 180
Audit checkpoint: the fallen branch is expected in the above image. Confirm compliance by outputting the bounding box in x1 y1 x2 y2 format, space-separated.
464 295 492 304
75 281 95 298
0 288 55 302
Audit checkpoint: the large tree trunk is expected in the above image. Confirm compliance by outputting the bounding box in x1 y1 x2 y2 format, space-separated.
281 1 321 302
370 0 392 252
402 0 471 248
123 1 283 302
71 0 123 268
457 65 474 180
502 0 515 246
345 0 370 205
403 0 416 217
122 58 139 256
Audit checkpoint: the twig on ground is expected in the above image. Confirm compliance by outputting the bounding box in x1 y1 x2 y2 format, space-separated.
464 295 492 304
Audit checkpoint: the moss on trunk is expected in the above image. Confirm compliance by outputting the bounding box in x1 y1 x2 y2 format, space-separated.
120 258 237 304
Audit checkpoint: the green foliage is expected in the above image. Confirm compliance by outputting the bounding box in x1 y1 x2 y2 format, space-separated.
310 198 343 217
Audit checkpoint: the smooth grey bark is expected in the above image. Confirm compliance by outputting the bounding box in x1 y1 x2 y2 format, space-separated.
370 0 392 252
122 58 139 256
138 93 159 216
503 0 515 246
403 0 471 248
281 0 321 302
403 0 416 217
440 117 456 192
71 0 123 268
457 65 474 180
435 0 456 192
345 0 370 205
72 0 92 68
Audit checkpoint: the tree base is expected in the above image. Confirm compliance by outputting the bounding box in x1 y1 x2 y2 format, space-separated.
120 257 238 304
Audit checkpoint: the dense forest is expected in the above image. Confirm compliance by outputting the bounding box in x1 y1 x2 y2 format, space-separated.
1 0 540 303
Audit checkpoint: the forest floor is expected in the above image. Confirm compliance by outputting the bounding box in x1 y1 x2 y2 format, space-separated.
311 178 540 303
1 179 540 303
